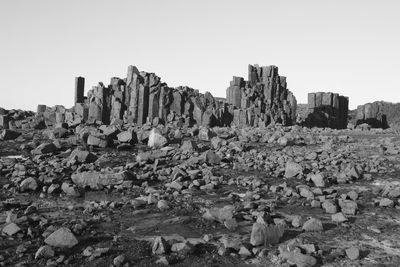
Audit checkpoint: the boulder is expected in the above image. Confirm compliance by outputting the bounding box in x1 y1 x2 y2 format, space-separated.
148 128 167 148
31 143 57 155
0 129 21 140
44 227 78 248
71 171 128 190
285 161 303 178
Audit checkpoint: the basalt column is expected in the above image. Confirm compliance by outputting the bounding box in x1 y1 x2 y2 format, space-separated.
226 64 297 127
126 65 140 123
306 92 349 129
75 77 85 104
148 73 161 123
137 83 149 126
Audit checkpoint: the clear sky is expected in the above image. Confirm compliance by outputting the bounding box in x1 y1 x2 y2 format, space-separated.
1 0 399 111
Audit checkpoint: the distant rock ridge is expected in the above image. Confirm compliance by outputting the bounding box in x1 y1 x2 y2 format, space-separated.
34 64 299 129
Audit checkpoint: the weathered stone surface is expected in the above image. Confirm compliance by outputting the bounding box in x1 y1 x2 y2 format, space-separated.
44 227 78 248
71 171 128 189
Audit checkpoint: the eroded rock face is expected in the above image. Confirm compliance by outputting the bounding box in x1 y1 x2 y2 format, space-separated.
226 65 297 127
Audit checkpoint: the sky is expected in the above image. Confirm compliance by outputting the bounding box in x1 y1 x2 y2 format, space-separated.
0 0 399 111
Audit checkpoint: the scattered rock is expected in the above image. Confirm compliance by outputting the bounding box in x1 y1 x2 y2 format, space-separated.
285 161 303 178
2 222 21 236
148 128 168 148
35 245 55 259
44 227 79 248
302 218 323 232
345 246 360 260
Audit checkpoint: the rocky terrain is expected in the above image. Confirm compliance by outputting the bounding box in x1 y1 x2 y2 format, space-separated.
1 121 400 267
1 65 400 267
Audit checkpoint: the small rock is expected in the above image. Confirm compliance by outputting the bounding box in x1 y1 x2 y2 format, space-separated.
204 150 221 164
35 245 55 259
238 246 252 258
379 198 394 207
292 215 305 228
331 212 348 223
224 218 238 231
31 142 57 155
345 246 360 260
171 241 194 255
338 199 358 215
148 128 168 148
285 161 303 178
280 251 317 267
2 222 21 236
152 236 170 255
113 255 126 266
322 201 337 214
44 227 78 248
302 218 323 232
157 200 170 211
198 127 213 141
310 173 325 187
20 177 38 192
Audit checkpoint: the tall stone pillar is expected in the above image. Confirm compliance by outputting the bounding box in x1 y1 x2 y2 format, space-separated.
148 85 160 122
75 77 85 104
126 65 140 123
137 84 149 126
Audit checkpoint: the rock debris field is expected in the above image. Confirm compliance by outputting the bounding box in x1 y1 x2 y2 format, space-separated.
2 125 400 267
1 65 400 266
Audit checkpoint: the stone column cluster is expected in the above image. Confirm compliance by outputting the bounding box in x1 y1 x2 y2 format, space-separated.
57 65 232 127
306 92 348 129
226 65 297 127
356 102 389 128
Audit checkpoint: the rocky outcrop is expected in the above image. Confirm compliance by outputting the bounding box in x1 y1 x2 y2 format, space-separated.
0 108 36 130
226 65 297 127
42 66 231 128
354 101 395 129
304 92 349 129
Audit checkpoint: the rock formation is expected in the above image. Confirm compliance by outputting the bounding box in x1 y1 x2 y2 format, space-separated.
304 92 349 129
37 66 230 128
226 65 297 127
355 102 391 129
